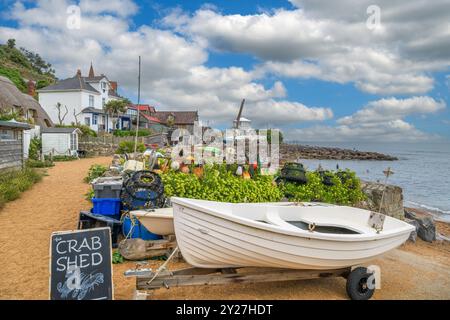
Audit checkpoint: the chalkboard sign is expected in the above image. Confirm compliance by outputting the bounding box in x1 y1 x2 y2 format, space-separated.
49 227 113 300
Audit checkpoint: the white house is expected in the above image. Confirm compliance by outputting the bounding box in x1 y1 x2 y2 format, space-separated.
37 64 131 133
41 127 81 156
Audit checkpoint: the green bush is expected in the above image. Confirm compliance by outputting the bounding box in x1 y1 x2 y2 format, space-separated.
278 169 365 205
161 165 283 203
45 155 78 162
116 141 145 154
113 129 153 137
0 66 27 92
55 124 97 137
0 168 43 209
28 136 41 160
160 164 365 206
26 158 54 168
84 164 108 183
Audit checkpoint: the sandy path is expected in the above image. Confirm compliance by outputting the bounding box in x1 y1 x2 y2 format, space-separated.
1 157 449 300
0 157 111 299
112 240 450 300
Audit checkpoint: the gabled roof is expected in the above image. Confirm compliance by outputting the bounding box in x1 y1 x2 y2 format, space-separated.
129 104 156 112
141 113 162 123
153 111 198 125
38 74 99 93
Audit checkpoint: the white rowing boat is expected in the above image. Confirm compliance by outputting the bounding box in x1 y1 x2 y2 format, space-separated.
130 208 174 236
170 197 414 270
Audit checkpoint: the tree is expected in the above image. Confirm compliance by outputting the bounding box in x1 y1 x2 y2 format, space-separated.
7 39 15 49
103 99 130 131
73 109 82 126
55 102 68 125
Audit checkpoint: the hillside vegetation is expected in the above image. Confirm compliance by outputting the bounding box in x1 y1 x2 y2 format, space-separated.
0 39 56 94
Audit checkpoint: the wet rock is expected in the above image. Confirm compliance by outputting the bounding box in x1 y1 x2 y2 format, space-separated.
404 209 436 243
405 218 419 243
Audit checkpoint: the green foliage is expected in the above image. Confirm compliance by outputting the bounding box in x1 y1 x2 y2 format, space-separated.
0 41 56 93
45 155 78 162
0 168 43 209
84 164 108 183
55 124 97 137
112 251 124 264
85 187 95 202
28 136 41 160
278 170 366 205
264 129 284 144
161 164 364 206
161 164 283 203
113 129 153 137
26 158 54 168
116 140 145 154
0 66 27 92
0 109 26 122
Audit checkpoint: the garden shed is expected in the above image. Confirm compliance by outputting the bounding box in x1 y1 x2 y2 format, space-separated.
41 127 81 157
0 120 31 171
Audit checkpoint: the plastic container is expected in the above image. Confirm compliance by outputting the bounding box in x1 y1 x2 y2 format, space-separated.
91 177 123 199
122 215 162 240
92 198 121 217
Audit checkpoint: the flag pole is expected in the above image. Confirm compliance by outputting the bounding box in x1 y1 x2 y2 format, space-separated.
134 56 141 154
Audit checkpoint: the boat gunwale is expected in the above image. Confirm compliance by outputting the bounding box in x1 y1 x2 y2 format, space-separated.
171 197 415 242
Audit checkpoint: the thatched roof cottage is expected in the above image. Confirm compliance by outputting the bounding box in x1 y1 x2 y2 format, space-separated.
0 75 53 128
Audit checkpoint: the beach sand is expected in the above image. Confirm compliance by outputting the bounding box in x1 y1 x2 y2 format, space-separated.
0 157 449 300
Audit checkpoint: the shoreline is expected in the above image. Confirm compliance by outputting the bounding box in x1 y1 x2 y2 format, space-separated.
281 143 398 162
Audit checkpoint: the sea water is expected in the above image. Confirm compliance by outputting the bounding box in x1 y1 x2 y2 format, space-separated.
292 141 450 222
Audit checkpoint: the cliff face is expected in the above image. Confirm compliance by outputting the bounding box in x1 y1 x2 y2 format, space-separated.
357 180 404 220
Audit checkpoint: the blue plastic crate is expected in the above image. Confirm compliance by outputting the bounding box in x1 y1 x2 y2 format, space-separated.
92 198 121 216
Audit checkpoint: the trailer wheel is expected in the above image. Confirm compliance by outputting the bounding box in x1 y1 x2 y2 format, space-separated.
346 267 375 300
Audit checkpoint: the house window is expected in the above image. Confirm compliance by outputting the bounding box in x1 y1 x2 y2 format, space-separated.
89 95 94 107
85 117 90 126
93 114 98 125
102 98 106 107
70 133 77 150
0 129 16 141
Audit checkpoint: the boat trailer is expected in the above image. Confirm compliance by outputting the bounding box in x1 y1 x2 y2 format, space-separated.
124 263 377 300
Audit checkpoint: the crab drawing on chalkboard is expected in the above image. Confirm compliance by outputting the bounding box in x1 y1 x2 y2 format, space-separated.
57 271 104 300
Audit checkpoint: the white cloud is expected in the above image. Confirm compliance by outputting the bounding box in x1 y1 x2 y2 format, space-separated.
164 2 450 95
285 96 446 142
79 0 139 17
338 96 446 125
0 0 331 128
284 120 435 142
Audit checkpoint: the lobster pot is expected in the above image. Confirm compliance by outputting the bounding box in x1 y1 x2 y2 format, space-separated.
121 171 165 210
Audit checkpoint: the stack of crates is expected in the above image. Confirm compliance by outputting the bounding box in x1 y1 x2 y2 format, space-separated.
91 176 123 219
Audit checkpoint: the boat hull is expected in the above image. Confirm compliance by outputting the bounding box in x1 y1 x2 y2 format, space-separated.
172 200 413 270
131 208 175 236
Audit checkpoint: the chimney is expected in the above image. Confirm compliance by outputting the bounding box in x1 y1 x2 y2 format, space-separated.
110 81 118 93
88 62 95 78
76 69 82 77
27 80 35 96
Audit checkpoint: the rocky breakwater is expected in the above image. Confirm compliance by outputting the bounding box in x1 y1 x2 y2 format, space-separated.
280 143 397 162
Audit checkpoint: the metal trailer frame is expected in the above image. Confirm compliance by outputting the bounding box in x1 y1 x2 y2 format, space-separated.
124 265 376 300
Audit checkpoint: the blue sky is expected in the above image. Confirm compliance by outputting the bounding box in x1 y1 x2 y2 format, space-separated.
0 0 449 141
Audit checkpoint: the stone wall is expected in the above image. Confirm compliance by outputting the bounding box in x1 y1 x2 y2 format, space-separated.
357 180 404 219
79 141 117 156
